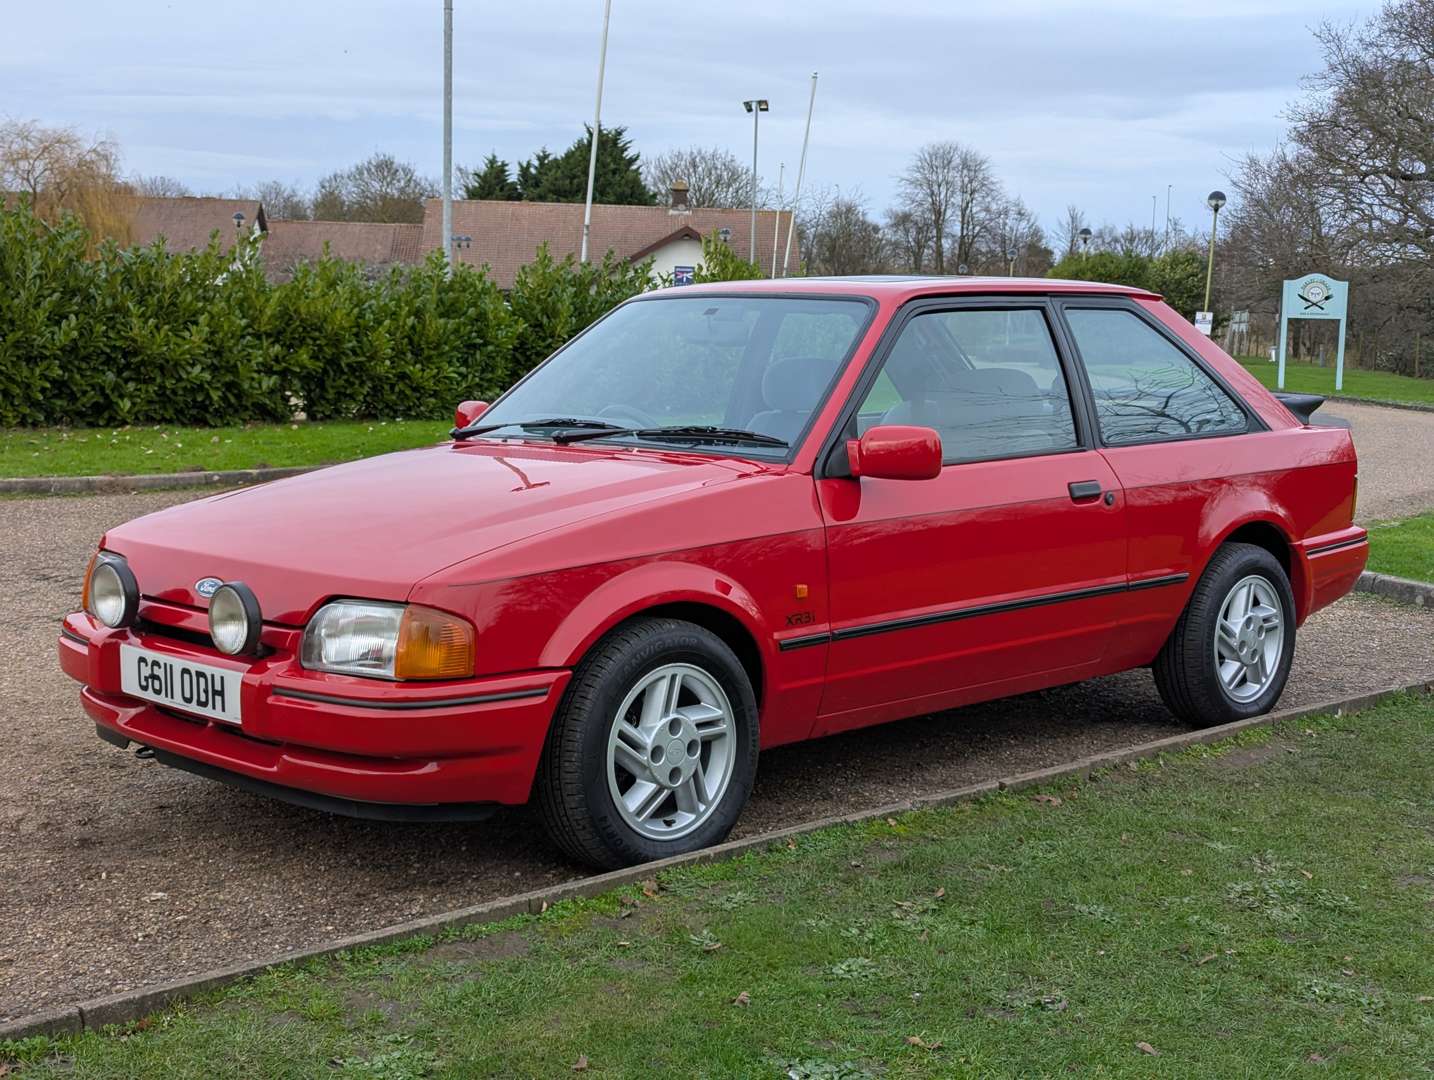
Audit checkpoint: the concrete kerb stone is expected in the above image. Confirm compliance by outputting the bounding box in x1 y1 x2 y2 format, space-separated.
2 677 1430 1044
1325 394 1434 414
1356 570 1434 607
0 466 316 496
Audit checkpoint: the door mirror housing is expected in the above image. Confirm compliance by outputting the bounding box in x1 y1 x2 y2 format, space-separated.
454 400 489 430
846 425 942 481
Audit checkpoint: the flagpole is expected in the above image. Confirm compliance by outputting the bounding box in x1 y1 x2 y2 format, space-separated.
781 71 817 277
580 0 613 264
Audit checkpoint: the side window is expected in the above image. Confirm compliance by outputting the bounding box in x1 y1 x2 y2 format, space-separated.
1065 308 1248 446
855 308 1079 462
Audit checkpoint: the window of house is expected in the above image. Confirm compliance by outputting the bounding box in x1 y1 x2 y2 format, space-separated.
1064 308 1248 445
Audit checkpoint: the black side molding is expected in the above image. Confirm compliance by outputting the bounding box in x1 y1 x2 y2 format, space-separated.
1274 392 1325 425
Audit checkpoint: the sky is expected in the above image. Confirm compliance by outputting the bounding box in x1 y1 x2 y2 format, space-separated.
2 0 1377 237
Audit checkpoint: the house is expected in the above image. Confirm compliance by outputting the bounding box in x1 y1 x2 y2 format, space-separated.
420 185 799 289
263 220 426 279
129 196 266 251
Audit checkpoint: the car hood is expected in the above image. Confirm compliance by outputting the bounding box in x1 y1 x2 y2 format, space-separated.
104 441 764 624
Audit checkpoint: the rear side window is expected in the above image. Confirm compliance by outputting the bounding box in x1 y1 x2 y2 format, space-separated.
855 308 1079 463
1064 308 1248 446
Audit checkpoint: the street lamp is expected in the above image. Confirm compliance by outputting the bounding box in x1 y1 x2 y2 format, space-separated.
1203 189 1226 314
1078 227 1092 255
1006 245 1018 277
232 211 245 231
743 98 769 268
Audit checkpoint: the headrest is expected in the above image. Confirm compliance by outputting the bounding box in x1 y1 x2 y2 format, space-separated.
762 356 834 411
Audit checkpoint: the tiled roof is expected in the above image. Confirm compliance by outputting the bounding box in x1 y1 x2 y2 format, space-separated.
421 199 799 288
263 220 426 273
129 197 265 252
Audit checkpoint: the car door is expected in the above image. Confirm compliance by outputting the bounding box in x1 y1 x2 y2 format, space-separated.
813 299 1129 734
1054 298 1264 670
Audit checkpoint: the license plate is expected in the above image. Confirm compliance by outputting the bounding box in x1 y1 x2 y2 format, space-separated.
119 644 243 726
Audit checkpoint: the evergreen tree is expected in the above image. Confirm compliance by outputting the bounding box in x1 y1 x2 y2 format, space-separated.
460 153 519 201
516 127 654 206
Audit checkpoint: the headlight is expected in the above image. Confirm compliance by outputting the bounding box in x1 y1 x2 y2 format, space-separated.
84 554 139 629
209 582 263 656
301 601 475 680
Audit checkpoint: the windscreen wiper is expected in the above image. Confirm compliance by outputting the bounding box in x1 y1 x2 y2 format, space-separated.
451 417 623 440
551 424 788 448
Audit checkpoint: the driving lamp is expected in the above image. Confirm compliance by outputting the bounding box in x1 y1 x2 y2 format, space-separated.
301 601 474 680
208 582 263 656
84 554 139 629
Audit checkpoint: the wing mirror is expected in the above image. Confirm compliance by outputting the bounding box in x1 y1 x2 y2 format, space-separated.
846 425 942 481
454 400 489 430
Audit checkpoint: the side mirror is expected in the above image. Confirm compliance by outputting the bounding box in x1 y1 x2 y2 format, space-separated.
846 425 942 481
454 400 488 430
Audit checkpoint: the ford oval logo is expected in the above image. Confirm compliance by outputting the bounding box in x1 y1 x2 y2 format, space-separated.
194 577 223 598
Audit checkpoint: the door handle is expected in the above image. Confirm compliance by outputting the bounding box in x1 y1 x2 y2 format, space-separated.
1068 480 1102 502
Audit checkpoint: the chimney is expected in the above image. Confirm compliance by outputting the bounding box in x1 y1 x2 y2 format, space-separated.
668 180 691 215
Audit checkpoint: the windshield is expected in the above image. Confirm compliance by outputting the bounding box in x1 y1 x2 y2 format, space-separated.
475 295 871 457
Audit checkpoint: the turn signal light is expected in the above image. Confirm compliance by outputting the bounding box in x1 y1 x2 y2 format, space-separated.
394 605 475 680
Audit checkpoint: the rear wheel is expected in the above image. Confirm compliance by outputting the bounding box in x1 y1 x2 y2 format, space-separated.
1153 542 1295 726
536 618 759 869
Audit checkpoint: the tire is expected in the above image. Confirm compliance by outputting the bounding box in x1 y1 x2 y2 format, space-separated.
1153 542 1296 727
535 617 759 869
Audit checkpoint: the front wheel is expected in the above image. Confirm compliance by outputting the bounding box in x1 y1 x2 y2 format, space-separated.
535 618 759 869
1153 542 1296 726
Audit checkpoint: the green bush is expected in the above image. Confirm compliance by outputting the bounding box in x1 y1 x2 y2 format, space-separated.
0 202 647 426
1048 248 1206 319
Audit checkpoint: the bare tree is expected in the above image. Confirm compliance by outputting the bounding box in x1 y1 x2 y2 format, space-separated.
884 206 934 273
1290 0 1434 267
896 142 962 274
132 174 193 198
239 179 311 220
804 189 886 275
951 146 1001 272
1056 204 1088 259
311 153 436 223
643 146 756 208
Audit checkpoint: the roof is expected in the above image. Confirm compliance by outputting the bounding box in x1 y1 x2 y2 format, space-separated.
422 199 799 288
129 197 266 252
638 275 1160 301
264 220 426 271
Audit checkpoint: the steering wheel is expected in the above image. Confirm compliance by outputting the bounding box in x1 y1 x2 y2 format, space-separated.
597 404 660 428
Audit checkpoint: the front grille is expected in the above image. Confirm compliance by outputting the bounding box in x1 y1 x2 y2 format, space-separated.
136 618 215 650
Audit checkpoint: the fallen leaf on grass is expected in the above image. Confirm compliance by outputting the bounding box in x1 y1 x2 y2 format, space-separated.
733 991 751 1006
1032 794 1062 807
886 817 899 827
1196 953 1219 966
640 879 660 898
905 1035 943 1050
616 940 632 948
572 1055 589 1071
933 887 946 900
1307 1053 1328 1064
1417 995 1434 1003
1136 1042 1161 1056
1299 869 1314 880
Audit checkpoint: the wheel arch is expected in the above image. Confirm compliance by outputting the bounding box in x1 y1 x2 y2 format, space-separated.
1208 516 1308 622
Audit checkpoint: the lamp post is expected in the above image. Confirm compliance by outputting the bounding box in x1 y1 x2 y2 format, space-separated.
743 98 768 265
1078 226 1091 256
1203 189 1226 314
1006 245 1018 277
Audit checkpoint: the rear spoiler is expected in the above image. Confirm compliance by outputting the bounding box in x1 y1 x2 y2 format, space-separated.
1274 392 1325 425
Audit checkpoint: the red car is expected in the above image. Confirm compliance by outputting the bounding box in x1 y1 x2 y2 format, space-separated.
60 277 1367 868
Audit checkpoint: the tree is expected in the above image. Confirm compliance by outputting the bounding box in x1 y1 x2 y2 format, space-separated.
459 152 520 200
692 230 762 283
643 146 752 208
804 190 886 275
311 153 436 223
1056 204 1088 259
1289 0 1434 267
884 206 935 273
515 126 654 205
239 179 310 220
0 119 134 249
895 141 1001 274
951 146 1001 272
132 174 192 198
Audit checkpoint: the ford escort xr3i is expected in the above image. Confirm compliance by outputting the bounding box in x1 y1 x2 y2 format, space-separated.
60 277 1367 868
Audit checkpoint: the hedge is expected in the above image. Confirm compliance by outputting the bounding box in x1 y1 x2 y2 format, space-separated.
0 202 653 427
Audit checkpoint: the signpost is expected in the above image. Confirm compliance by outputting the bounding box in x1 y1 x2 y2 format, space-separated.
1277 273 1349 391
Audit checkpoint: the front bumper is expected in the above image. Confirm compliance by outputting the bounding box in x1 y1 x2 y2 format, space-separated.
59 611 569 810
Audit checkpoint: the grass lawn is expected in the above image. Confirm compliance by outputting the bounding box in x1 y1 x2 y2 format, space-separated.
1367 511 1434 582
0 421 448 478
7 693 1434 1078
1237 356 1434 407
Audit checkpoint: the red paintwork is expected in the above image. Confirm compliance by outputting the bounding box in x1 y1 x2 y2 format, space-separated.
847 425 943 480
58 277 1368 812
454 399 488 429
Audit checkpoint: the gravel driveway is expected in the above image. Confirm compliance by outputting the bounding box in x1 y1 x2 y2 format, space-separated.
1321 401 1434 521
3 481 1431 1022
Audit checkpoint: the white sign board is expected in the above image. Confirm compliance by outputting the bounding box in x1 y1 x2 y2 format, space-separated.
1193 311 1214 336
1277 273 1350 391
